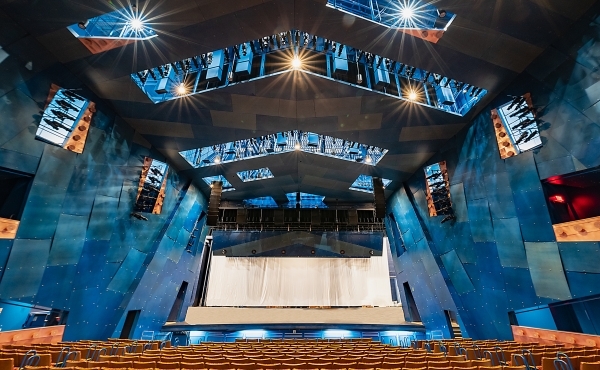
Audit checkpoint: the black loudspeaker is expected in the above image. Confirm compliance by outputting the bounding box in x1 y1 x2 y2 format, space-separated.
207 181 222 226
373 177 386 219
274 209 284 225
236 209 247 225
348 209 358 226
311 209 320 226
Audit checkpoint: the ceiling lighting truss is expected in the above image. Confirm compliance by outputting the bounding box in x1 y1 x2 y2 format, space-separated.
350 174 392 193
243 197 279 208
285 192 328 209
492 93 541 158
326 0 455 31
237 168 274 182
202 175 235 192
67 6 157 40
131 29 486 116
180 130 388 168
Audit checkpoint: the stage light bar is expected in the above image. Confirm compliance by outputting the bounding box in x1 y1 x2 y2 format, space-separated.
180 130 388 168
202 175 235 191
285 192 327 209
237 168 274 182
492 93 541 158
243 197 279 208
131 29 485 116
349 175 392 193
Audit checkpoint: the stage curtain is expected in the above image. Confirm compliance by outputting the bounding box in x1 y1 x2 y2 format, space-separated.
205 251 393 307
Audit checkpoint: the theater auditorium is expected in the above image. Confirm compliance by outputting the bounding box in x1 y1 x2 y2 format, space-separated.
1 0 600 369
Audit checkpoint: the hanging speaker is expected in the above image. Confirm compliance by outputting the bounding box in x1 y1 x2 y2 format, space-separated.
373 177 386 219
207 181 222 226
236 208 247 225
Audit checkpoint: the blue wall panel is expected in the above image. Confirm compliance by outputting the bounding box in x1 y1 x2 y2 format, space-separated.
0 47 208 339
559 242 600 273
0 239 50 299
386 10 600 338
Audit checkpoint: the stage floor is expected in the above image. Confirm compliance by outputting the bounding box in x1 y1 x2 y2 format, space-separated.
164 306 424 332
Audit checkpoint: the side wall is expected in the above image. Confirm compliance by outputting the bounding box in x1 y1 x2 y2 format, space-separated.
0 17 207 340
387 6 600 339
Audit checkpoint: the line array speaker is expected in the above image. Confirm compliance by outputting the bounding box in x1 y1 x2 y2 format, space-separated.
373 177 386 219
207 181 222 226
236 208 247 225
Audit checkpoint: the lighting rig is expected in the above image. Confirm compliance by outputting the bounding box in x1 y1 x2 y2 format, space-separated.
491 93 541 159
36 86 95 153
131 29 486 116
350 175 392 194
180 130 388 168
424 162 455 224
133 158 168 214
237 168 275 182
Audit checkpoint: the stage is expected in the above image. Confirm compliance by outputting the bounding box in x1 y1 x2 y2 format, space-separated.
163 306 425 332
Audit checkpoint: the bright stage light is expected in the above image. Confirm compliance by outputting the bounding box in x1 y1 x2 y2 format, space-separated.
400 5 415 21
175 83 187 96
291 55 302 70
128 17 144 31
294 141 301 150
408 90 418 101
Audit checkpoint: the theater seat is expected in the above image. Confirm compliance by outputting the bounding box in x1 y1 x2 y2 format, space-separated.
581 362 600 370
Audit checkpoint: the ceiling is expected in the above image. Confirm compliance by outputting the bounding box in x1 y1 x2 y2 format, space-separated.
0 0 596 203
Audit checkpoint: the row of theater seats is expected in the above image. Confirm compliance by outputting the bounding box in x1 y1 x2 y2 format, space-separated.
0 338 599 370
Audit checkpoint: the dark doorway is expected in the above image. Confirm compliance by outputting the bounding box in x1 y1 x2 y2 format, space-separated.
403 282 422 322
0 168 33 220
120 310 141 339
167 281 188 322
444 309 462 338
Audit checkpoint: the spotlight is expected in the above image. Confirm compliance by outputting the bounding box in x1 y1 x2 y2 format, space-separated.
294 141 301 150
128 17 144 31
175 83 187 96
400 5 416 20
291 55 302 70
365 155 372 163
214 156 221 164
408 90 418 101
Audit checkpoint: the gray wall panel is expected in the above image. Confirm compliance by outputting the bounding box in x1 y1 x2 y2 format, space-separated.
441 250 475 294
48 214 87 266
0 239 50 299
525 242 571 300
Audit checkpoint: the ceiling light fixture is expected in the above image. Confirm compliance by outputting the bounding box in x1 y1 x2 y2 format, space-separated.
400 5 416 21
128 17 144 31
175 83 187 96
291 55 302 70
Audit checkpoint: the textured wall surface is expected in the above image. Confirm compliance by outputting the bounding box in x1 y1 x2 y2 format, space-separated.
0 20 208 339
387 6 600 339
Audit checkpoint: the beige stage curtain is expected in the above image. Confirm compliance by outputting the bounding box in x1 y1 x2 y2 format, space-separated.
205 246 393 307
